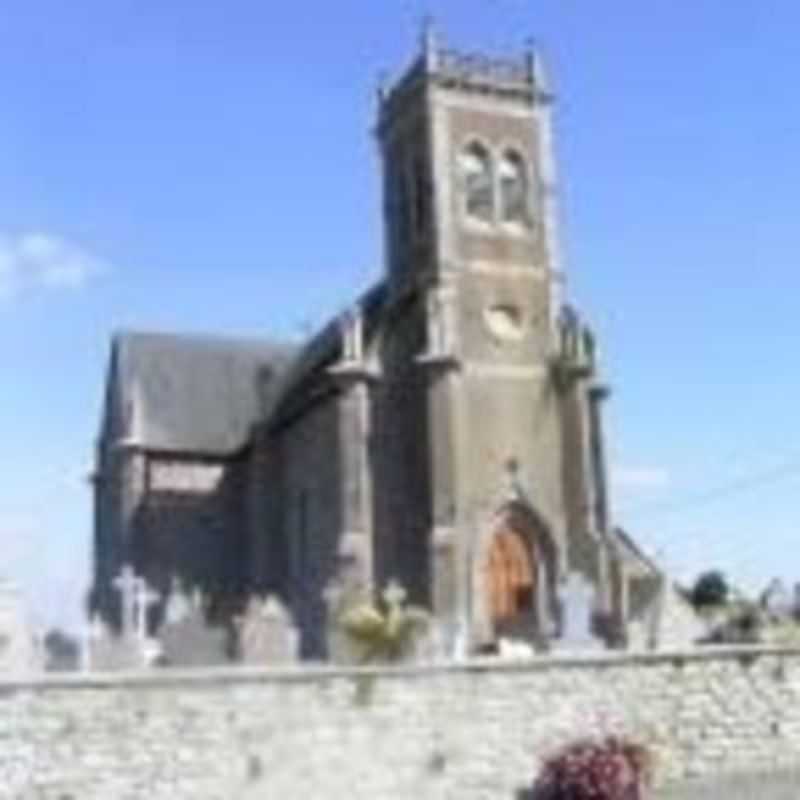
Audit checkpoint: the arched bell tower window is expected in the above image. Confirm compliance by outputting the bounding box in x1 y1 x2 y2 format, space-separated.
499 150 530 226
460 141 494 222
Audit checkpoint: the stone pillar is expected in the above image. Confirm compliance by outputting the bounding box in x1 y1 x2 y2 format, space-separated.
416 281 464 645
560 382 595 542
588 381 614 621
588 383 612 535
532 48 565 335
328 307 380 595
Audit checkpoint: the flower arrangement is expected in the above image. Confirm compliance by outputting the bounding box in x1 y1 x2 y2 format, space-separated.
336 581 429 664
530 736 653 800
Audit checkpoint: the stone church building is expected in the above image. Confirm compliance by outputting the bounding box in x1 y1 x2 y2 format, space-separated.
92 32 669 656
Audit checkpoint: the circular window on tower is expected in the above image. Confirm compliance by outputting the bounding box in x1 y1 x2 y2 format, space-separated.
484 304 525 342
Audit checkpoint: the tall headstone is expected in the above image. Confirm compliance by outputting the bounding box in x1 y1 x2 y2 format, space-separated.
236 596 299 666
158 588 229 668
164 576 191 625
557 571 602 652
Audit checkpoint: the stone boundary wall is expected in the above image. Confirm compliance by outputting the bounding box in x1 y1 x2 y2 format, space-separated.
5 647 800 799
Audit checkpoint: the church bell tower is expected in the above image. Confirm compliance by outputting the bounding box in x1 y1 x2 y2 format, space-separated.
376 23 562 327
373 27 611 648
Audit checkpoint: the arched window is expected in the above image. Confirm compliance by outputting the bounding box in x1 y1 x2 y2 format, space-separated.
459 142 493 222
499 150 530 226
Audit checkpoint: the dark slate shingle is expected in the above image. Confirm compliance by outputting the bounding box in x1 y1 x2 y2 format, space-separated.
113 331 297 454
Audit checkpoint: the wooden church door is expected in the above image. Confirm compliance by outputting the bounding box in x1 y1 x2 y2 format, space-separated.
486 524 536 631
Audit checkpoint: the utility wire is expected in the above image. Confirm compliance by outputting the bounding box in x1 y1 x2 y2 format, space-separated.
618 456 800 521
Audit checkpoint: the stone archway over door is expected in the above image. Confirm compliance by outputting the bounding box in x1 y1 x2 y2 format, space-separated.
486 524 536 631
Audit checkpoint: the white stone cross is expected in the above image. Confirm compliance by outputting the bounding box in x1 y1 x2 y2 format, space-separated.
383 580 407 611
112 565 139 637
133 578 161 641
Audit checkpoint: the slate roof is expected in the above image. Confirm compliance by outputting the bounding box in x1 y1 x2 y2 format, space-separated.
108 331 298 455
268 281 388 426
611 527 661 577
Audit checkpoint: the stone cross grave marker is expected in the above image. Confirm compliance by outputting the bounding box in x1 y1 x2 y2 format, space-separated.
112 565 139 637
237 596 299 666
133 578 160 640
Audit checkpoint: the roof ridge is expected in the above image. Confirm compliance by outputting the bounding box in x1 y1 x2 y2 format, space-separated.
114 328 299 351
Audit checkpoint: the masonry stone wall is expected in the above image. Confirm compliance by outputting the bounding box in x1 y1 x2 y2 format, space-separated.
372 295 433 605
92 445 149 625
130 454 248 623
4 648 800 799
277 395 344 657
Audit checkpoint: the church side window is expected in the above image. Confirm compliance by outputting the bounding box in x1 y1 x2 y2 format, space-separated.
460 141 493 222
411 154 429 237
499 150 530 226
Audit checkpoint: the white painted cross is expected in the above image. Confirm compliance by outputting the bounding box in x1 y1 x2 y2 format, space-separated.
133 578 161 641
112 565 139 637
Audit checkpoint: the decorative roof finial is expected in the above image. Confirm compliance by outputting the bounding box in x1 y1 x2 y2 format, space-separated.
503 457 525 504
524 37 537 83
530 43 555 103
421 15 439 71
376 69 390 105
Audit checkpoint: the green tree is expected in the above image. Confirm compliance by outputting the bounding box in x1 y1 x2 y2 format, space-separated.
690 570 730 609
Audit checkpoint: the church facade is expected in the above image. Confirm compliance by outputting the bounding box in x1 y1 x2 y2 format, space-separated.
92 32 662 656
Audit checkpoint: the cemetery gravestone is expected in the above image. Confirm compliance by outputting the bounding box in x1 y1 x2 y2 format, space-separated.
558 571 602 652
87 615 148 671
237 596 299 666
159 589 229 668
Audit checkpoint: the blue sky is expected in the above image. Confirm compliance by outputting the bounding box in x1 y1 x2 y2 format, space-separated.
1 0 799 631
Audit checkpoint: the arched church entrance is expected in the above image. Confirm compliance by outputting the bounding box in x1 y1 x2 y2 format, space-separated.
486 521 536 634
480 504 559 644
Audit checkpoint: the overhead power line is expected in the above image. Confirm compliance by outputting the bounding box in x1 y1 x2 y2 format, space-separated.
618 457 800 521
